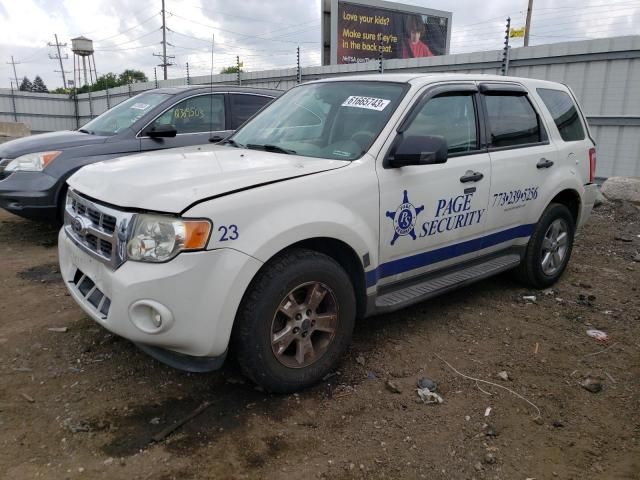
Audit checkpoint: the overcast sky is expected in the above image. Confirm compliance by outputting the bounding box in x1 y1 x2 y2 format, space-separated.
0 0 638 90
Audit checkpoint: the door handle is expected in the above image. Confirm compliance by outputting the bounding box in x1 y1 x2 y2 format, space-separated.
536 158 554 169
460 171 484 183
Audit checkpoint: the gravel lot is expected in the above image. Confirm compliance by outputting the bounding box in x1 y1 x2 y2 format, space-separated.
0 202 639 479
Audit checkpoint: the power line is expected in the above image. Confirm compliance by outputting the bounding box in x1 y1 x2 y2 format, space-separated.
94 12 161 43
177 0 303 27
166 11 320 44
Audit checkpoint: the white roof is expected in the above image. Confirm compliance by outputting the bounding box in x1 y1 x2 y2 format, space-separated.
308 73 566 90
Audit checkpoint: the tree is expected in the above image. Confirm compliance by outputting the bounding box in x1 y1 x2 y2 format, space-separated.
95 72 120 90
220 65 243 74
19 76 33 92
32 76 49 93
118 69 147 85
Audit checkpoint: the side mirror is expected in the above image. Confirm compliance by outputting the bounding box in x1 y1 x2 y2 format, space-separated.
387 135 448 168
145 124 177 139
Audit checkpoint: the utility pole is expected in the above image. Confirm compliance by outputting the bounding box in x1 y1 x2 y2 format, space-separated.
48 34 69 88
296 46 301 84
501 17 511 76
524 0 534 47
7 56 20 88
236 55 241 86
186 62 190 85
152 0 174 80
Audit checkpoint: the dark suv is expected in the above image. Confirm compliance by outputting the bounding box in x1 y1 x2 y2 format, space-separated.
0 85 280 222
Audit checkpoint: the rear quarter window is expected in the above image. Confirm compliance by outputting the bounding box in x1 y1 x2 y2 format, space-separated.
537 88 585 142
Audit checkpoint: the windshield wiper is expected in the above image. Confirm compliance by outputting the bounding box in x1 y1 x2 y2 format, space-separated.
221 138 243 148
246 143 296 155
78 128 93 135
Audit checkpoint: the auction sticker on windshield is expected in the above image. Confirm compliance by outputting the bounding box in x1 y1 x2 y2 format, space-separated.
341 96 390 111
130 103 151 110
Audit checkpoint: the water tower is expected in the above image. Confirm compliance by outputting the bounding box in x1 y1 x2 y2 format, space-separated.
71 36 98 88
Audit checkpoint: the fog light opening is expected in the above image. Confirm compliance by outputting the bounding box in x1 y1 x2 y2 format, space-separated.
129 300 174 334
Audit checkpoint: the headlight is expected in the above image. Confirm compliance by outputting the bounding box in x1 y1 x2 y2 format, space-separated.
5 151 62 172
126 214 212 263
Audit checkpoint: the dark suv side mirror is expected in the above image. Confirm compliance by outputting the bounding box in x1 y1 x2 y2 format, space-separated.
387 135 448 168
145 124 178 139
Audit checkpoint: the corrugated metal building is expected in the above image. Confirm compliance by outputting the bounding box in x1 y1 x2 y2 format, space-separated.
1 35 638 177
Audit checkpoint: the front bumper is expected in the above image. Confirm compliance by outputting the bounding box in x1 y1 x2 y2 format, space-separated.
0 170 61 221
58 229 263 360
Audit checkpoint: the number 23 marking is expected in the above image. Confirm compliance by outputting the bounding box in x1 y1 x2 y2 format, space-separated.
218 225 239 241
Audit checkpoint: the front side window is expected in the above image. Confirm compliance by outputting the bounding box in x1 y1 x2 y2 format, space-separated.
537 88 585 142
232 81 407 160
230 94 273 129
404 94 478 154
151 94 225 134
81 92 169 136
485 95 543 148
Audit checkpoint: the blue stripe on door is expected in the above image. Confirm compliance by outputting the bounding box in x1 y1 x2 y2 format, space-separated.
366 224 535 288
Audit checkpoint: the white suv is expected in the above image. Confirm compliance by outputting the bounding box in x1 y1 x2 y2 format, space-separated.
58 74 598 392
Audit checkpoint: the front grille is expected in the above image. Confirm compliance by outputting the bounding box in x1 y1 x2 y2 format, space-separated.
64 189 133 270
70 197 117 235
72 268 111 317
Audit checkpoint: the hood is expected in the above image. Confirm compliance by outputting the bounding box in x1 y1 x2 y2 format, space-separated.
68 144 349 213
0 131 109 158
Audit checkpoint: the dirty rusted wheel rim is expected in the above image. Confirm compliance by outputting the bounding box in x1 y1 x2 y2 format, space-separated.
270 282 339 369
541 218 569 276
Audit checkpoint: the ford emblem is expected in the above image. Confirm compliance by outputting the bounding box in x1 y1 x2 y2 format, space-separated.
72 216 87 236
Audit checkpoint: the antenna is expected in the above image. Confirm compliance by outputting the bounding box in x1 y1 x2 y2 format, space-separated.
208 33 218 143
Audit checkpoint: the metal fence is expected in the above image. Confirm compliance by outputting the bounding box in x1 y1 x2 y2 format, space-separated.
1 35 639 177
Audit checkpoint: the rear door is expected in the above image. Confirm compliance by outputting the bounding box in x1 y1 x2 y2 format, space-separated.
229 93 273 130
479 83 559 248
139 93 229 151
376 83 492 287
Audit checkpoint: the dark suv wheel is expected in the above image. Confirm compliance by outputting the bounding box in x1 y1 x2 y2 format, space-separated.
232 248 356 393
516 203 575 288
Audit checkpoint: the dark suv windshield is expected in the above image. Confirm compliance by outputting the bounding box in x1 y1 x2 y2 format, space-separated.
80 92 170 136
231 82 406 160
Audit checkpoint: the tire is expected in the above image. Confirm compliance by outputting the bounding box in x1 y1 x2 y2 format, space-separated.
515 203 575 288
55 184 68 226
232 248 356 393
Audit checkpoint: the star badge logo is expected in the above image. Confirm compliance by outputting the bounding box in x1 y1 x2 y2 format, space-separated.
386 190 424 246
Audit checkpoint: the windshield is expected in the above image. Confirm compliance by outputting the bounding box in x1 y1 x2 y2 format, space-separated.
231 81 407 160
80 92 170 136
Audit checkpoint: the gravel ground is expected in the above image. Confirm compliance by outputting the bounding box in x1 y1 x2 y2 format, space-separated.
0 201 639 480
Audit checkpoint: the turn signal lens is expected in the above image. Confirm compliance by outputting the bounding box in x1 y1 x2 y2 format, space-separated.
184 221 212 249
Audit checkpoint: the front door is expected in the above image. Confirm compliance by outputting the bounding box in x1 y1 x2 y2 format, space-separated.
140 93 231 151
376 84 491 289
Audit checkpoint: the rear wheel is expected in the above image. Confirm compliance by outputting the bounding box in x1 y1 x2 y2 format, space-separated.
233 248 356 393
516 203 575 288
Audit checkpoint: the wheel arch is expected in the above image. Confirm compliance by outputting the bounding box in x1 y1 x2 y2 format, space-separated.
249 237 368 320
547 188 581 226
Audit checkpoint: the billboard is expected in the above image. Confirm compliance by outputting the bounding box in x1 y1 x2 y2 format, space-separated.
322 0 452 65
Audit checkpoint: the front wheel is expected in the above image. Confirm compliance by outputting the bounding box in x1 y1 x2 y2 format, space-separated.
516 203 575 288
232 248 356 393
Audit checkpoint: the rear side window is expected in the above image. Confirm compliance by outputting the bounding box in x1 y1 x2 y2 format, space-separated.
537 88 585 142
484 95 543 148
230 94 272 129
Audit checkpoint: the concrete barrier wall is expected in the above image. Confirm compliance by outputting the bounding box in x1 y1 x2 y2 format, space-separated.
1 35 638 177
